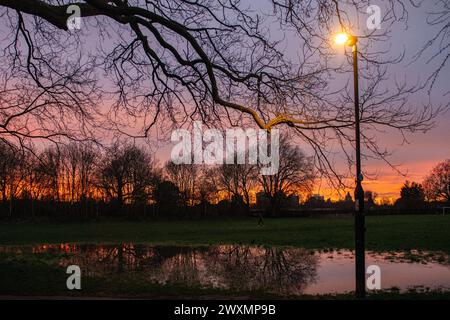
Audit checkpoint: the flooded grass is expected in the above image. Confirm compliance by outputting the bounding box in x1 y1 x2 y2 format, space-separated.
1 216 448 298
0 244 449 299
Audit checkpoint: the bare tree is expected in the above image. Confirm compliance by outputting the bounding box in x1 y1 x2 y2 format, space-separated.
0 2 101 147
423 159 450 203
97 143 157 208
78 143 97 202
413 0 450 94
165 161 197 207
196 167 219 214
21 153 43 217
217 162 258 214
59 141 97 217
35 147 63 202
217 164 240 204
0 141 25 217
259 136 315 216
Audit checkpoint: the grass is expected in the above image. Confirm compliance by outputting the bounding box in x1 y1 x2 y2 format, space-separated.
0 215 449 253
1 215 449 299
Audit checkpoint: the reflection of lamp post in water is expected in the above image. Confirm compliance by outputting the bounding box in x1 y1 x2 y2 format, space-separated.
334 32 365 298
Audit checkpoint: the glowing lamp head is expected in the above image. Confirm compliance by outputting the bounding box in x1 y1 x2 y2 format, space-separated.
334 33 357 46
335 33 349 45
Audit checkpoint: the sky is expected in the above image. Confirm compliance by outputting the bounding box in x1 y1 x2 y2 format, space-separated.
132 1 450 201
238 0 450 200
324 1 450 200
1 1 449 201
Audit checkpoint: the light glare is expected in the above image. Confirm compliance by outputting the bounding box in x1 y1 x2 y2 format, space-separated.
335 33 349 45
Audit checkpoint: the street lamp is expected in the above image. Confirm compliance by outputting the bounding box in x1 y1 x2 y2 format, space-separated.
334 32 366 298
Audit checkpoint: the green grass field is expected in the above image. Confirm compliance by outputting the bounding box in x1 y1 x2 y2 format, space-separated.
0 215 449 253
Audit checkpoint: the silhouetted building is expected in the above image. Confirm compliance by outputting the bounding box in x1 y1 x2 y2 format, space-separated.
310 194 324 202
256 192 299 209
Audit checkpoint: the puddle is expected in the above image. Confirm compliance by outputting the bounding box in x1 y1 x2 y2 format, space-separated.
1 244 449 295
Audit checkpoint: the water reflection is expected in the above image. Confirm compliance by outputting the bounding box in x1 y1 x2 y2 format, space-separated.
1 244 449 295
205 246 318 294
83 245 319 295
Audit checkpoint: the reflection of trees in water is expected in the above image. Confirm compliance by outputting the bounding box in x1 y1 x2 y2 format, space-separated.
155 247 207 286
53 244 208 286
32 243 158 276
206 246 318 295
27 244 318 295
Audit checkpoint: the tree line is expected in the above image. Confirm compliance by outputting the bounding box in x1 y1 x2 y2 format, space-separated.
1 136 448 221
0 137 315 221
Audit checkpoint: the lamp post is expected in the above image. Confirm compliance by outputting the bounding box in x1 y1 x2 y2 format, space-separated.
335 32 366 298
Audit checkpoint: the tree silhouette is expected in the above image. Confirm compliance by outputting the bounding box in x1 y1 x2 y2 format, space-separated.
423 160 450 203
395 180 426 212
259 136 315 216
97 143 158 209
0 0 445 188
